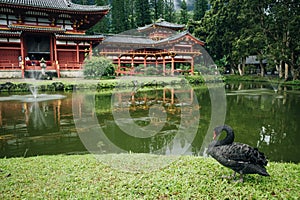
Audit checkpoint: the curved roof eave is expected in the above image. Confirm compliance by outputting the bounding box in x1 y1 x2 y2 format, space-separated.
156 31 205 46
0 0 110 14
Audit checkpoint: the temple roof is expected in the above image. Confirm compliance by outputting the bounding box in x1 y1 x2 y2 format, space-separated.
138 20 185 32
102 31 205 47
159 31 205 45
0 30 21 37
56 34 105 41
0 0 110 13
103 35 154 45
8 24 66 33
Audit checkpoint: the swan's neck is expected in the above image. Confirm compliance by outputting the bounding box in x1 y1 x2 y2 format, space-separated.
215 127 234 146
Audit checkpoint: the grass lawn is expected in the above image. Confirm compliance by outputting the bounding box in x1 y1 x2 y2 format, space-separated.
1 154 299 199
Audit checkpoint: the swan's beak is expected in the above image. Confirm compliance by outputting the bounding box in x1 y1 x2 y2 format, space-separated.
213 131 217 140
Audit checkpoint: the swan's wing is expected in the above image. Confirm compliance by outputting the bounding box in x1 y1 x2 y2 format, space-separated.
221 143 268 166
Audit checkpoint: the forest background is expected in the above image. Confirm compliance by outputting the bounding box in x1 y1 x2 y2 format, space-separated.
72 0 300 80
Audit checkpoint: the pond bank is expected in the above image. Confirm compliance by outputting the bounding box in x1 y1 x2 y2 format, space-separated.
0 154 299 199
0 75 299 92
0 76 197 92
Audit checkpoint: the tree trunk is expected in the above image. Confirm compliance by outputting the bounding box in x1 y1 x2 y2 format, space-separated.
284 63 289 81
238 57 245 76
279 61 284 79
291 52 299 80
259 59 265 77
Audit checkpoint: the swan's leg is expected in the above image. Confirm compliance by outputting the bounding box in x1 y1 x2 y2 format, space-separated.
232 172 236 179
239 174 244 183
222 172 236 180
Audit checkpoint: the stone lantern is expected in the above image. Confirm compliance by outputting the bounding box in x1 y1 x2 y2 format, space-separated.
40 57 47 75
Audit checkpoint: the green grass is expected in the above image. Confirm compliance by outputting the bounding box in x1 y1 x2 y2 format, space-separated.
1 154 299 199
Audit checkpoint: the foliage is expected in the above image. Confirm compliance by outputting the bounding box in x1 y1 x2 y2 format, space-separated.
150 0 165 21
185 75 205 84
163 0 176 23
144 66 159 75
0 154 299 199
83 56 115 78
86 0 110 34
193 0 209 21
190 0 300 79
179 0 188 24
110 0 127 33
77 0 300 81
135 0 152 27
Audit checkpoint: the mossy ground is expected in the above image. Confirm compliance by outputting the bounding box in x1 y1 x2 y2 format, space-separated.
0 154 299 199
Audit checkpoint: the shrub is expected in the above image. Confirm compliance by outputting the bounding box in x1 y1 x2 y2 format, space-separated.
83 56 115 78
144 66 158 75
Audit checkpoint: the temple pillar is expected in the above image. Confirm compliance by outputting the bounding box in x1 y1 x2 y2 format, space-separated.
163 56 166 76
20 36 25 78
89 42 93 58
131 56 134 69
171 56 175 76
117 56 121 75
53 36 60 78
191 56 194 75
144 56 147 69
50 35 54 61
76 42 80 64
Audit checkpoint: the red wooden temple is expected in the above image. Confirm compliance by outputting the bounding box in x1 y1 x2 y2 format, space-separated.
0 1 205 78
99 19 205 76
0 0 109 78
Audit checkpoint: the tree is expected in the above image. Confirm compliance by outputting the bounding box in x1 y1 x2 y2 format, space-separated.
111 0 135 33
83 56 115 78
197 0 239 72
179 0 188 24
193 0 208 21
135 0 152 27
164 0 176 23
87 0 110 34
151 0 165 21
265 0 300 80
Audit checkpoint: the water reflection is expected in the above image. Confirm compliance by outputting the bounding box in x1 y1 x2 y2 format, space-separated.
0 82 299 163
110 87 199 154
224 82 300 163
0 95 86 157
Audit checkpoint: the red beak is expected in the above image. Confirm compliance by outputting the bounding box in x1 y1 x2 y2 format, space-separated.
213 131 217 140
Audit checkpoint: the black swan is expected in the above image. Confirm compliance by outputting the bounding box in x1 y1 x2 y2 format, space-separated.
207 125 270 182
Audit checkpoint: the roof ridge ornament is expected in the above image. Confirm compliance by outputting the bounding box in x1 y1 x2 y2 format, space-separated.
66 0 71 7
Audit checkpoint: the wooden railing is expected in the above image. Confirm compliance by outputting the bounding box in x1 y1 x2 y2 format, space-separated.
0 60 20 70
59 61 83 70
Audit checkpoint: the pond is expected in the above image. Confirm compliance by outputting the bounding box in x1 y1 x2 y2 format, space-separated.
0 82 299 163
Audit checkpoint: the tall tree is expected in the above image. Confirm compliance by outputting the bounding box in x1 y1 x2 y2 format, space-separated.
265 0 300 80
164 0 175 22
87 0 110 34
124 0 136 30
193 0 208 21
151 0 165 21
135 0 152 27
111 0 128 33
179 0 188 24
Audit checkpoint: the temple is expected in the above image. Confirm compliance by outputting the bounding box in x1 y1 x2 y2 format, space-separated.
99 19 205 76
0 0 205 78
0 0 109 78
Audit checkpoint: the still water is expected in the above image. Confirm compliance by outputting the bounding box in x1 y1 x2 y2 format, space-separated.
0 82 299 163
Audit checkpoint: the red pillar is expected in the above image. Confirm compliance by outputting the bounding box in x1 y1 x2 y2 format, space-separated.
191 56 194 75
89 42 93 58
117 56 121 76
53 36 60 78
171 56 175 76
20 35 25 78
76 42 80 64
163 56 166 76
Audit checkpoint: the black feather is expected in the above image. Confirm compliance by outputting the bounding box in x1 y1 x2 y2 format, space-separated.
208 125 270 180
